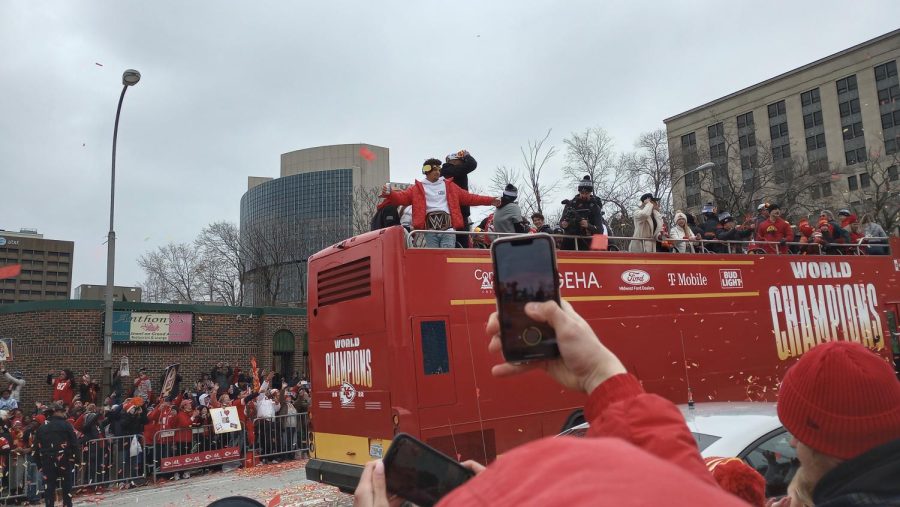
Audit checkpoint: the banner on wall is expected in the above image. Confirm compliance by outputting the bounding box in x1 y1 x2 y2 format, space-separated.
111 311 193 343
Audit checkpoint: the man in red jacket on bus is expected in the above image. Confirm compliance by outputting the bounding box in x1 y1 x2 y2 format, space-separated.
379 158 500 249
756 204 794 254
354 300 748 506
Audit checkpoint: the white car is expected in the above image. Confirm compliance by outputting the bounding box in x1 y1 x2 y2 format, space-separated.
557 402 797 497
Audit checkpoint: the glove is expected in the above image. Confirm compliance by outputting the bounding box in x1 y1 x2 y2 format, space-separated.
457 149 469 158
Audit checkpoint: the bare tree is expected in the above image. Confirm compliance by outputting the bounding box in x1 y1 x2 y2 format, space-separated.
562 127 616 187
137 242 205 302
625 129 673 217
196 221 245 306
351 185 384 235
241 221 295 306
489 166 521 196
519 129 560 217
840 149 900 232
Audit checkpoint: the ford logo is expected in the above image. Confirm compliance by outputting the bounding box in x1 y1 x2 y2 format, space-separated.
621 269 650 286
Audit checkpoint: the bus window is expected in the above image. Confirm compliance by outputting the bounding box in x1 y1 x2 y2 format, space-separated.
421 321 450 375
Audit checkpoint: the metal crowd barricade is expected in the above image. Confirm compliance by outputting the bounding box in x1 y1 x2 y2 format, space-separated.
73 434 147 490
251 412 310 465
0 453 31 503
151 424 245 483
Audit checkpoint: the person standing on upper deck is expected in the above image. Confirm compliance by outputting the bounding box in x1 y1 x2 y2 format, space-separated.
756 204 794 254
441 149 479 247
378 158 500 249
629 193 663 253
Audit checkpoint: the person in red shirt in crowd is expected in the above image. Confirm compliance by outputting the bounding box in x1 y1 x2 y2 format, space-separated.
756 204 794 254
355 301 748 507
46 369 75 406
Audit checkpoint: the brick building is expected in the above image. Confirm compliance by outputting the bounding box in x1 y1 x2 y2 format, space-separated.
0 300 306 408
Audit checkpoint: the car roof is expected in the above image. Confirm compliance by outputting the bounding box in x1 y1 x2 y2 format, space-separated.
678 402 784 457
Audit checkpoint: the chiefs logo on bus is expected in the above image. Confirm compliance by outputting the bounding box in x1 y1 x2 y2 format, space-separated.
339 381 357 405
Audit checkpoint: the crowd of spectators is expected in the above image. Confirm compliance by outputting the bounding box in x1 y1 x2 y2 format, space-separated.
0 361 311 504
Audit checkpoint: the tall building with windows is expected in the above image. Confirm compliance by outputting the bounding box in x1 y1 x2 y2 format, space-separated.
665 29 900 220
0 229 74 304
240 144 389 306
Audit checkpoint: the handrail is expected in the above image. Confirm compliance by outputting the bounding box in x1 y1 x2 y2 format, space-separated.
401 228 892 255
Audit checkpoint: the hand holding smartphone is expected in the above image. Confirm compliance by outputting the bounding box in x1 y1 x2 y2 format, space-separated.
490 233 562 363
382 433 475 507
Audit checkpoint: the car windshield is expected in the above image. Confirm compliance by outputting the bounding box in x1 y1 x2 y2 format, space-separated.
691 432 722 451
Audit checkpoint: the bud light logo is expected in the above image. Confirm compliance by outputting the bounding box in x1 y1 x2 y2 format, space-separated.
620 269 650 286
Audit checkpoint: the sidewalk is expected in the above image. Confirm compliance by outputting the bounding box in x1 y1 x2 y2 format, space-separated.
72 460 353 507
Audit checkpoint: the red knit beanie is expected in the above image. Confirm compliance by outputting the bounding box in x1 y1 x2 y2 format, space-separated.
777 341 900 460
704 457 766 507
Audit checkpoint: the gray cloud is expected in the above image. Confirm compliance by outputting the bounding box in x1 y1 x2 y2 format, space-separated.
1 1 897 290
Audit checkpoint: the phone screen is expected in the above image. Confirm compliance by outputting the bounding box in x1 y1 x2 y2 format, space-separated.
383 433 475 507
491 234 561 362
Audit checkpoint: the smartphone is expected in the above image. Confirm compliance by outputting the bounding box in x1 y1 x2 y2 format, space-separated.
382 433 475 507
490 233 561 362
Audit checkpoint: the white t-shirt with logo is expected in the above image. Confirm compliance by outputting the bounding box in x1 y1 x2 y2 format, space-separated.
422 177 450 213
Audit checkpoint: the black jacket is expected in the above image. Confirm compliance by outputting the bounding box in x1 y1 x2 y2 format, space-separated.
120 408 148 436
440 154 478 220
716 225 753 247
698 214 724 253
814 437 900 506
35 415 79 464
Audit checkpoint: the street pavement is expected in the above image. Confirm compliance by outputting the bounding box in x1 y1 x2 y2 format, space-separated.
72 459 354 507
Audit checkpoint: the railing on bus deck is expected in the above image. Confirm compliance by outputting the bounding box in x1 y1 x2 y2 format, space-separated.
403 229 893 256
151 424 245 482
250 412 310 465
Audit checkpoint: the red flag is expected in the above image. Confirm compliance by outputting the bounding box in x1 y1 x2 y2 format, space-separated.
0 264 21 280
589 235 608 251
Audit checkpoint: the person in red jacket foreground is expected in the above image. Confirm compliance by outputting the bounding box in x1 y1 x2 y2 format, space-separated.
768 341 900 507
756 204 794 254
378 158 500 249
354 300 747 506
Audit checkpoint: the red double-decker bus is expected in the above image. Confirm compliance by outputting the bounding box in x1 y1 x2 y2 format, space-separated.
305 227 900 491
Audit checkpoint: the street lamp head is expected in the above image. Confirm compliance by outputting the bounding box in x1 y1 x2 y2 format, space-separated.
696 162 716 171
122 69 141 86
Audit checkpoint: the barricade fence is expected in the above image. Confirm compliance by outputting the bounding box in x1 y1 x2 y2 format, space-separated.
251 412 310 465
405 229 893 255
151 424 245 482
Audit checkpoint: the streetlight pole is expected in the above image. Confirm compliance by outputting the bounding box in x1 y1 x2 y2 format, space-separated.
670 162 715 209
103 69 141 401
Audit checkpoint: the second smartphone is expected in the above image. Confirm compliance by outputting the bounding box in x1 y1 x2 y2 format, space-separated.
490 233 561 362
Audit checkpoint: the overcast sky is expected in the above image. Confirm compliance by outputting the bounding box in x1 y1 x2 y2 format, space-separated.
1 2 898 291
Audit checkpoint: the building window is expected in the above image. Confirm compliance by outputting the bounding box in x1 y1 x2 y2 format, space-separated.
809 158 829 174
842 122 864 140
848 175 858 191
859 173 871 189
839 98 861 117
803 111 823 129
875 61 898 82
801 89 821 106
882 111 900 130
770 122 789 140
772 144 791 160
821 182 832 197
768 100 787 118
739 133 756 149
707 123 724 140
878 85 900 105
709 142 726 160
885 138 898 155
888 165 898 181
845 148 867 166
736 112 754 128
740 154 758 171
806 133 826 151
836 75 858 95
681 132 697 148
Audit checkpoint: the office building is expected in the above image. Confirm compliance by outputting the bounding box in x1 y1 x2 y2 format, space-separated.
241 143 390 306
74 284 143 302
665 29 900 219
0 229 74 304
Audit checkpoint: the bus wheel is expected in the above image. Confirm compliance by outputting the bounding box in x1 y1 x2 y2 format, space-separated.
560 409 586 432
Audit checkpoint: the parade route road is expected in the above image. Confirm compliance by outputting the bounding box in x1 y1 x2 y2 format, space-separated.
72 460 354 507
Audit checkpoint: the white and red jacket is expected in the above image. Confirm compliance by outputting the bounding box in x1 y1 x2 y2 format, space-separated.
379 178 494 231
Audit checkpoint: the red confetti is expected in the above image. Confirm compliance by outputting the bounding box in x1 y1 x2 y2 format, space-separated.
0 264 21 280
359 147 376 161
268 494 282 507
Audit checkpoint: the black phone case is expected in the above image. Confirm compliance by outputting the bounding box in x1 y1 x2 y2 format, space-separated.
382 433 475 506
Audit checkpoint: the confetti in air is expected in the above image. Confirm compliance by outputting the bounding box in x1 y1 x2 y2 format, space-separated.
359 146 376 161
0 264 22 280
